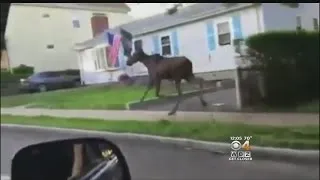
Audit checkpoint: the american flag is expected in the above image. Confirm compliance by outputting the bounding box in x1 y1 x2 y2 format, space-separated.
108 34 122 66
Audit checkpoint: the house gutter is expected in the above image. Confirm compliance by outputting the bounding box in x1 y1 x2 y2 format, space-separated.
132 3 256 37
11 3 130 13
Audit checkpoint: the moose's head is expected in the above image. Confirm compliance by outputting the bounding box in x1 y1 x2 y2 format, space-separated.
126 48 146 66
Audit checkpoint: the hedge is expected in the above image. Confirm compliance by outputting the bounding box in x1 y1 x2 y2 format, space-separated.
12 64 34 75
246 30 319 107
1 65 34 89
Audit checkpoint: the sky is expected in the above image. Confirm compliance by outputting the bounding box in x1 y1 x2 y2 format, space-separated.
126 3 172 19
126 3 196 19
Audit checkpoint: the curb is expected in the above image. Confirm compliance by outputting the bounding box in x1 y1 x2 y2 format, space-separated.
125 87 219 110
2 124 319 165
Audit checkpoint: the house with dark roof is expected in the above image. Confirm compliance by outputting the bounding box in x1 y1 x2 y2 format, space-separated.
74 3 319 85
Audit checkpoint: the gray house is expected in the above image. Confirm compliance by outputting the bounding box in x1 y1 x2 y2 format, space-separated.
74 3 319 85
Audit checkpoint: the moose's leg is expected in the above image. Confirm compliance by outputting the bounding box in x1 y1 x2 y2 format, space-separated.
140 79 153 102
168 80 183 116
155 78 165 98
187 77 208 107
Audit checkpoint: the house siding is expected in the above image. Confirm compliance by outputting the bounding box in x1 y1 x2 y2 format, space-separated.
5 5 133 72
130 6 261 75
261 3 319 31
1 50 10 70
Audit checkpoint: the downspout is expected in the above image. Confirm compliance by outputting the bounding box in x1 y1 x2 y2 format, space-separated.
255 4 266 98
5 38 13 73
255 4 263 33
76 49 85 85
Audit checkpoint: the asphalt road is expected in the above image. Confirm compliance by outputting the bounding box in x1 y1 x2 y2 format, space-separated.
1 126 319 180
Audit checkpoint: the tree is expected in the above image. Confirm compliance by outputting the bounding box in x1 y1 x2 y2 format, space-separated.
166 3 184 15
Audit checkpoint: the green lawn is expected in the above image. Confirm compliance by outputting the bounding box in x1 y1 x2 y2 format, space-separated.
0 85 155 109
1 115 319 150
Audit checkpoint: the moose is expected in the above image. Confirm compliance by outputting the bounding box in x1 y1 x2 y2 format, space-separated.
126 48 208 115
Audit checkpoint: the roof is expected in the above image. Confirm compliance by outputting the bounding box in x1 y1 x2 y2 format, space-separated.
11 3 131 13
115 3 256 37
73 31 110 51
74 3 256 50
75 3 130 12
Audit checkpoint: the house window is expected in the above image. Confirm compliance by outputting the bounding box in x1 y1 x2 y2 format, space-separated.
296 16 302 30
46 44 54 49
217 21 231 46
313 18 319 31
134 40 143 51
161 35 171 56
94 48 107 70
42 13 50 18
91 15 109 37
72 20 80 28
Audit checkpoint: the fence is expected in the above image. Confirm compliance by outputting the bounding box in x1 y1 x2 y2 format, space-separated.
236 67 265 109
233 54 266 109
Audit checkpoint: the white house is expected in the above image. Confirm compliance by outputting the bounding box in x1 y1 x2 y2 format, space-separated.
74 3 319 85
4 3 133 72
73 29 130 84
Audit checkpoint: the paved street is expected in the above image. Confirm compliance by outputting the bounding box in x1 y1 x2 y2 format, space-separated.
1 126 319 180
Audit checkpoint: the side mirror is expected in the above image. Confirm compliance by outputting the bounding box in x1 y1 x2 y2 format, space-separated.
10 138 131 180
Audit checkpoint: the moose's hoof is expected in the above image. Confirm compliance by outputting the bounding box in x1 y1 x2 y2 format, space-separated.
140 99 145 102
168 111 176 116
201 100 208 107
157 95 166 99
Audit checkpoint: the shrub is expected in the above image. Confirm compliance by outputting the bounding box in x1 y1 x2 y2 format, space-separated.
0 71 28 90
118 73 134 86
246 30 319 107
12 64 34 75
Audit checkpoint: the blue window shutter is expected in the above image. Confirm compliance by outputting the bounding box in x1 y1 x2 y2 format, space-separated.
206 21 216 51
152 35 160 54
232 15 243 39
171 30 179 56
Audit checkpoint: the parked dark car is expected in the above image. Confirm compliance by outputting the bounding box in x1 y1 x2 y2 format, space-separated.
19 69 81 93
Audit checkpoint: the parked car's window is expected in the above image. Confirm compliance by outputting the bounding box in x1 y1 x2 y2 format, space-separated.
34 72 60 78
64 70 80 76
28 73 45 79
45 72 61 77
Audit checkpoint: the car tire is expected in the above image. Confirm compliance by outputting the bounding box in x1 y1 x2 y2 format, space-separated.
73 81 81 87
38 84 47 92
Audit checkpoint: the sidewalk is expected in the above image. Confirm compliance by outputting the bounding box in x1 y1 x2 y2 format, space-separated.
1 107 319 127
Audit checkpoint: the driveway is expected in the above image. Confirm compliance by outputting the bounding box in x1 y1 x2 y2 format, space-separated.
1 126 319 180
137 88 238 112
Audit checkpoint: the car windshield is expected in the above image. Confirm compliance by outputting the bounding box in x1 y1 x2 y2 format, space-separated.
29 72 57 79
1 3 319 180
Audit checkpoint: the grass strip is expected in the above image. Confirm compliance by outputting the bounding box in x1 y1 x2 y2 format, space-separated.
1 85 154 109
1 115 319 150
